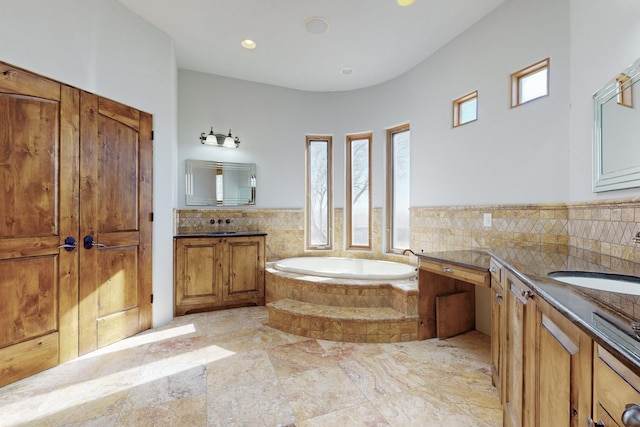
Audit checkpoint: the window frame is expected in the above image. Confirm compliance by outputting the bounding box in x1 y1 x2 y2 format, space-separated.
452 91 478 128
346 132 372 251
305 135 333 251
510 58 550 108
386 124 410 253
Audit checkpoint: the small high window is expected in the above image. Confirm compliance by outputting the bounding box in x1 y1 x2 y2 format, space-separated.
511 58 549 107
453 91 478 127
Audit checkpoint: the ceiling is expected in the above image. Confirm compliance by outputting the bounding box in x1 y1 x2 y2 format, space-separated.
117 0 506 92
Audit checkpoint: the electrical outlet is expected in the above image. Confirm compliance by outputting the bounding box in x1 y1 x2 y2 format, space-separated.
483 213 492 228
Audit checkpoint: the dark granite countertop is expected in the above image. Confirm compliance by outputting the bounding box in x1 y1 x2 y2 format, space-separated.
174 231 267 238
418 247 640 374
417 250 491 272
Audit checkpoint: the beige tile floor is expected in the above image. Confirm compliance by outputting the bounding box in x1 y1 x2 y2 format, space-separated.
0 307 501 426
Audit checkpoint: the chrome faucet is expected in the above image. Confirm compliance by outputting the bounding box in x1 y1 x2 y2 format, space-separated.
402 249 415 256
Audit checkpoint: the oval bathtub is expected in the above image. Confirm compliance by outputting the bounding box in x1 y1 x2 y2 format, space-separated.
273 257 416 280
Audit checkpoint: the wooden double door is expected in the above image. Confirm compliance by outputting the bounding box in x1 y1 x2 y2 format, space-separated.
0 63 152 387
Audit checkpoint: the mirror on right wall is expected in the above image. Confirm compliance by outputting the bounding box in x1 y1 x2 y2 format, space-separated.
593 57 640 192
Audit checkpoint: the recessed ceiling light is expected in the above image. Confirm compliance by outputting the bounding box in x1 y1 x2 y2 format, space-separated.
304 17 329 35
341 68 354 75
241 39 256 49
397 0 415 6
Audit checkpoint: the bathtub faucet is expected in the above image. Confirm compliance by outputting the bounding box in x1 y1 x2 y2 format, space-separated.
402 249 415 256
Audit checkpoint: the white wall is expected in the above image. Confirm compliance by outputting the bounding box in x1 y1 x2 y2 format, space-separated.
178 0 571 210
0 0 177 327
178 70 337 209
568 0 640 202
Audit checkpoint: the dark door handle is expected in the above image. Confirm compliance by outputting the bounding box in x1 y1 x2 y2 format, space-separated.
57 236 77 252
84 235 107 250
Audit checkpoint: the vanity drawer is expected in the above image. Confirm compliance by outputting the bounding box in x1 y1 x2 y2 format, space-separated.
419 259 490 287
490 258 503 284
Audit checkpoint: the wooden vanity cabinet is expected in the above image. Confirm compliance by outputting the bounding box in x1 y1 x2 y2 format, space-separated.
174 235 265 316
534 295 592 427
502 269 593 427
593 345 640 426
418 258 489 340
490 258 506 404
504 272 537 427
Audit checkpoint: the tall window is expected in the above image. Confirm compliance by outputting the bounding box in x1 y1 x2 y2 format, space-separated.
306 135 332 250
386 124 410 252
346 133 372 250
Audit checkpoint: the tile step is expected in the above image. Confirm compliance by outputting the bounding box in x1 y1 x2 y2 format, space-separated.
267 299 419 343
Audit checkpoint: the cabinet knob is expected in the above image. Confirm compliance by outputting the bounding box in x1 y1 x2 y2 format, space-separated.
489 267 497 273
622 403 640 427
631 322 640 340
495 293 503 305
443 267 453 273
587 418 605 427
520 289 533 299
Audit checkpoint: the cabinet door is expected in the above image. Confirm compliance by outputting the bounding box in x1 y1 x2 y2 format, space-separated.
594 345 640 427
535 298 592 427
0 64 80 387
174 238 225 315
490 260 505 403
504 274 536 427
224 236 265 301
78 93 153 354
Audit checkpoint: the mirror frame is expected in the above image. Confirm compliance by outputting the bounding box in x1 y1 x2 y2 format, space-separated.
593 57 640 192
185 159 256 206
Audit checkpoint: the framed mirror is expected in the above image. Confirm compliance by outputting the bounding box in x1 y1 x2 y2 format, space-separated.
593 57 640 192
185 160 256 206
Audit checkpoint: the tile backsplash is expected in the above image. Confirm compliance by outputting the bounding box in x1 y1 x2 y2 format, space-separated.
175 197 640 263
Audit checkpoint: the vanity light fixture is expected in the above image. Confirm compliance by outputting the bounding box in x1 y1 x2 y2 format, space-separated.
200 127 241 148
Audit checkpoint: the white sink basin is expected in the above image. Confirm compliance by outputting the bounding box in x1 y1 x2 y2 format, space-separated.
549 271 640 295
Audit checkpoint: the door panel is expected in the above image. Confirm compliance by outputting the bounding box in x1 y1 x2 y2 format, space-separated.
175 238 224 308
538 320 572 426
0 63 80 386
228 241 258 295
226 237 265 300
505 279 526 427
98 116 139 232
0 258 57 346
0 95 58 237
79 92 152 355
97 248 139 316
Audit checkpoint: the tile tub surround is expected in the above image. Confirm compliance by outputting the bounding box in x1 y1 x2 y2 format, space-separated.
175 207 400 262
0 307 501 426
266 265 419 343
175 199 640 324
176 198 640 262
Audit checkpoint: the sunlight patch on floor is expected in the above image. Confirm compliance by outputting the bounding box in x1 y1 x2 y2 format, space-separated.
1 342 234 425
